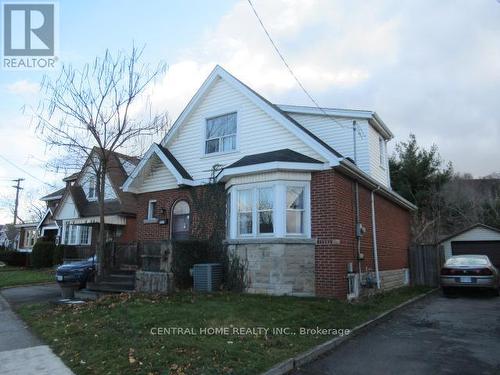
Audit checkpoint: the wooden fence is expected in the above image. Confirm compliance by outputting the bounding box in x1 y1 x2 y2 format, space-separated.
408 244 444 287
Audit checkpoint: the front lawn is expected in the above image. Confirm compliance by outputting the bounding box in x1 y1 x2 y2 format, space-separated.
17 287 429 374
0 267 55 288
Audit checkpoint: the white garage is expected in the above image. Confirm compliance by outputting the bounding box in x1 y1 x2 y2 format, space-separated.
441 224 500 267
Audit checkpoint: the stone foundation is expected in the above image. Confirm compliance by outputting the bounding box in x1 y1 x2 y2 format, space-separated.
379 268 409 290
226 239 315 297
135 271 172 294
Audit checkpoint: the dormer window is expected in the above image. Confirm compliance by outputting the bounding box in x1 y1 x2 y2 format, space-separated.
88 176 97 199
205 112 237 154
379 136 386 168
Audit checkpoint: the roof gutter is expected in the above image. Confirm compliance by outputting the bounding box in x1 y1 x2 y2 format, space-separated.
337 159 417 211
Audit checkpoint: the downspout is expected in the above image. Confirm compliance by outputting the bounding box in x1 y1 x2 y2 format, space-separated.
371 187 381 289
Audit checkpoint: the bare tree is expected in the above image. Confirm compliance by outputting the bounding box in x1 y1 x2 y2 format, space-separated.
34 46 168 274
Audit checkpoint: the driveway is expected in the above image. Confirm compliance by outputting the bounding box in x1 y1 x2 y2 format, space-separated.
1 283 61 306
294 291 500 375
0 284 73 374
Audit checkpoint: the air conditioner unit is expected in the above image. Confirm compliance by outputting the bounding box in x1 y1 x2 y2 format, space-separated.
192 263 223 292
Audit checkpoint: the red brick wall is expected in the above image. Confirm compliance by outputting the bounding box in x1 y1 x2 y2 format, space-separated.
135 185 225 242
311 169 411 299
119 217 137 243
136 187 193 241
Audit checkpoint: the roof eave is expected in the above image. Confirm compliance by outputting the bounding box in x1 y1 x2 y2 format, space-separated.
337 159 417 211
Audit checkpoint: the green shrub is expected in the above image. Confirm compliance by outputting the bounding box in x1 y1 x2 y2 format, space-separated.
53 245 65 265
31 241 56 268
0 248 30 267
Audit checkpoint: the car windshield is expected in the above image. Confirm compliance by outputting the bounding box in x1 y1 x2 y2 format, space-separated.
446 256 488 266
86 255 97 262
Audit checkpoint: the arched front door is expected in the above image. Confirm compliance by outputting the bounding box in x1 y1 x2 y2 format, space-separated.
171 200 190 240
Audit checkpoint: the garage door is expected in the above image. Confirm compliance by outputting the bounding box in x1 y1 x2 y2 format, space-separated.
451 241 500 268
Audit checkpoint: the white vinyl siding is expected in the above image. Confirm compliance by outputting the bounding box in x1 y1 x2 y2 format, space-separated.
368 125 390 186
56 194 79 220
136 155 178 193
288 113 390 187
165 77 325 183
287 113 370 173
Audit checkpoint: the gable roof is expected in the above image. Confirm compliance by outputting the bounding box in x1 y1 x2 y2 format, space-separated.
161 65 342 165
53 148 138 219
226 149 322 169
439 223 500 244
122 143 194 193
40 187 65 201
156 144 192 180
277 104 394 140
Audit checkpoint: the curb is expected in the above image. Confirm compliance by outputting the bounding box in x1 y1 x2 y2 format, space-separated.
262 288 438 375
0 281 57 291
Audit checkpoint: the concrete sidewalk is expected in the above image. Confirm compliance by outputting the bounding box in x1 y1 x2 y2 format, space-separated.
0 291 73 374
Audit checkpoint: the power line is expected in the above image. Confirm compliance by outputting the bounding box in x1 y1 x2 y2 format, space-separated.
246 0 365 138
0 154 56 188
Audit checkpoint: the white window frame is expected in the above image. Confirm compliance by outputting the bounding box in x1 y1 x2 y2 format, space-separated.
379 136 386 168
62 222 92 245
203 111 238 156
229 181 310 239
147 200 157 220
87 175 97 200
286 185 306 236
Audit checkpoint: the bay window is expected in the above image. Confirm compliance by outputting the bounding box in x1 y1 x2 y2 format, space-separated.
205 112 237 154
237 189 253 235
258 187 274 234
230 181 309 239
286 187 305 234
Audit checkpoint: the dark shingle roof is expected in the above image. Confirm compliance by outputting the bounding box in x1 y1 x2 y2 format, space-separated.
226 149 322 169
40 187 66 201
156 144 193 180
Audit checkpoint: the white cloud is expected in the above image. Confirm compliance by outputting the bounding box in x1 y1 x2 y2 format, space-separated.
145 0 500 177
5 80 39 95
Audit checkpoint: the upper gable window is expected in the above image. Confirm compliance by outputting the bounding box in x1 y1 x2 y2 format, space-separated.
205 112 237 154
87 176 97 200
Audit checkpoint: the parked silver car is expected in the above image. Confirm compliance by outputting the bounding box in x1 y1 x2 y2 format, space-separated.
440 255 500 295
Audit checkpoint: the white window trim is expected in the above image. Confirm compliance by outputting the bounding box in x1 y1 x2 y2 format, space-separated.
229 180 311 239
87 175 98 201
61 222 92 246
147 200 157 221
379 136 386 169
202 110 239 157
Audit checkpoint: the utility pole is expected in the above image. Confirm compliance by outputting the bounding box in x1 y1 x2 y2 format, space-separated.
12 178 24 224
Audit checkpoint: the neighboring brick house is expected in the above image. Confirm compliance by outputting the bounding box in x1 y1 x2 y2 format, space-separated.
51 148 139 255
123 65 416 300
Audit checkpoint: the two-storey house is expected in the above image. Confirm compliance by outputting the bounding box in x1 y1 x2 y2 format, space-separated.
123 66 416 299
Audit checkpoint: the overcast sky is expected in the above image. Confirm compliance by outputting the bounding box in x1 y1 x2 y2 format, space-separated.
1 0 500 224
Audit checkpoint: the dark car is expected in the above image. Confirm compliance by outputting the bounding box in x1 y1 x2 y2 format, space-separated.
440 255 500 296
56 256 96 289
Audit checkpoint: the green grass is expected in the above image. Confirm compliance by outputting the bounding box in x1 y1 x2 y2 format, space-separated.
0 267 55 288
17 287 430 375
